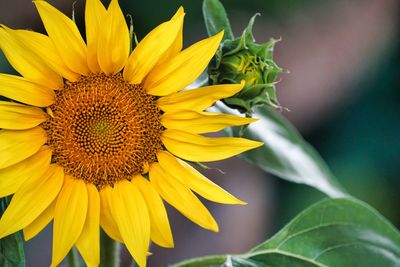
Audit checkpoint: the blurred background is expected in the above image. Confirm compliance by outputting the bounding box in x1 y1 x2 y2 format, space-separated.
0 0 399 266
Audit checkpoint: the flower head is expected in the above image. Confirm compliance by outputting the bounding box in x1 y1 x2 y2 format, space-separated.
0 1 262 266
209 14 283 114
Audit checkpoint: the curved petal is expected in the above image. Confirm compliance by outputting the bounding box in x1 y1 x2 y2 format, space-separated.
133 175 174 248
23 200 55 241
157 151 246 205
85 0 107 73
144 31 224 96
51 176 88 267
0 164 64 239
34 1 89 75
161 110 257 134
76 184 100 267
99 186 123 243
157 81 244 112
150 163 218 232
0 147 52 198
161 129 263 162
123 9 184 83
97 0 129 74
106 180 150 267
0 74 55 107
0 101 47 130
0 26 63 89
0 127 47 169
13 29 80 81
156 7 185 64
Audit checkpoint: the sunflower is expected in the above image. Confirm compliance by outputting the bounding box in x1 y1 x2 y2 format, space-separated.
0 0 262 266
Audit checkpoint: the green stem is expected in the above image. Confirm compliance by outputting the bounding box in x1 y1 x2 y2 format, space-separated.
170 255 227 267
67 247 79 267
100 230 120 267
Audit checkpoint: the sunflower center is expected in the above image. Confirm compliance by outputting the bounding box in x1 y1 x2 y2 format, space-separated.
44 73 163 188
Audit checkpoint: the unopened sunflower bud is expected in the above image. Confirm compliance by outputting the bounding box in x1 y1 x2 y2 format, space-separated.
208 14 283 114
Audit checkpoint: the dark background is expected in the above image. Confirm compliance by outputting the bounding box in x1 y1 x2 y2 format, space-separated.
0 0 399 266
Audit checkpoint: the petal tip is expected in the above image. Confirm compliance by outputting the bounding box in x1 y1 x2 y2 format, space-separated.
163 239 175 248
253 141 264 148
237 199 248 205
216 30 225 40
211 222 219 232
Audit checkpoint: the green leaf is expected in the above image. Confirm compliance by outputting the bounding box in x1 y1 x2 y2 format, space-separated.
225 198 400 267
202 0 234 41
0 197 25 267
215 103 347 198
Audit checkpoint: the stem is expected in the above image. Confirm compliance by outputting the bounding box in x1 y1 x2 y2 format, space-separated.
170 255 227 267
100 230 121 267
67 247 79 267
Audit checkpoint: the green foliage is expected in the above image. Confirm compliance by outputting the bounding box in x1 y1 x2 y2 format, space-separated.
196 1 400 266
202 0 347 197
172 198 400 267
202 0 234 41
216 103 347 198
224 198 400 267
0 198 25 267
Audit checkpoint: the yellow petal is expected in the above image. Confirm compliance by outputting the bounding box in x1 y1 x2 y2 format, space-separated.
161 110 257 134
161 129 263 162
85 0 107 73
97 0 129 74
157 81 244 112
132 175 174 248
156 7 185 64
99 187 123 243
157 151 246 205
0 26 63 88
76 184 100 267
123 9 184 83
0 74 55 107
0 147 52 197
0 127 47 169
52 176 88 267
107 180 150 267
34 1 89 75
144 31 223 96
23 200 55 241
13 29 80 81
0 164 64 239
150 163 218 232
0 101 47 130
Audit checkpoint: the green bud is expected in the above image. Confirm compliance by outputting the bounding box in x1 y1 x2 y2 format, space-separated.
208 14 283 114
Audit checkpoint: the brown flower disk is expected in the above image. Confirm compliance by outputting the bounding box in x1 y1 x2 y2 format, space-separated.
44 73 163 188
